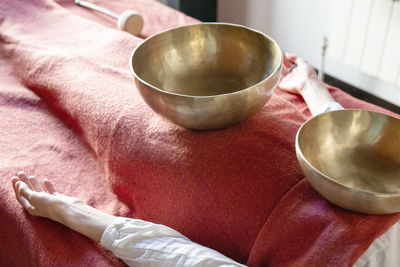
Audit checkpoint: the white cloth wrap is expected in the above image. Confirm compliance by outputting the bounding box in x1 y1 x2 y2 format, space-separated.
100 217 246 267
355 220 400 267
100 216 400 267
315 101 344 115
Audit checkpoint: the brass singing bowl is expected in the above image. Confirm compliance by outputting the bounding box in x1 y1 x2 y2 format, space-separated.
130 23 282 130
296 109 400 214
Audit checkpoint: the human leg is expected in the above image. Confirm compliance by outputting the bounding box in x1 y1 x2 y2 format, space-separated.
11 171 245 266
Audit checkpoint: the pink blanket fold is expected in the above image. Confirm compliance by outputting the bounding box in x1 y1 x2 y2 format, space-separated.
1 0 399 266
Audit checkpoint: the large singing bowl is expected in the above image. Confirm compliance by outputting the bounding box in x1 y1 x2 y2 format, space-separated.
296 109 400 214
130 23 282 130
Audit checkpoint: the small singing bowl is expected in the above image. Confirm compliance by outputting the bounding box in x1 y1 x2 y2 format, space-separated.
130 23 282 130
296 109 400 214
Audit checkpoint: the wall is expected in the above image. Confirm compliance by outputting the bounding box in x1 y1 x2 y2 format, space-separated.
218 0 400 106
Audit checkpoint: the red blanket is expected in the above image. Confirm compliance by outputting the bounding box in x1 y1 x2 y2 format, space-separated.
0 0 399 266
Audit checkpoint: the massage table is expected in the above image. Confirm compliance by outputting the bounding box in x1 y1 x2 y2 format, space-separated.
0 0 399 266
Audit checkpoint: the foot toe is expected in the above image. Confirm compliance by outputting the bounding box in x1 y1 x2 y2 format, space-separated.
29 176 44 192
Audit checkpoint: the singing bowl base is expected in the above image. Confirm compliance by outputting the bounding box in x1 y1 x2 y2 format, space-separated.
296 109 400 214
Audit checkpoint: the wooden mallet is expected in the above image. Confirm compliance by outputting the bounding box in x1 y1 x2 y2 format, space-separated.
75 0 144 36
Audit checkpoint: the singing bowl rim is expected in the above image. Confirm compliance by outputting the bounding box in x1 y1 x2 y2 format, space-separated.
296 109 400 198
129 22 283 99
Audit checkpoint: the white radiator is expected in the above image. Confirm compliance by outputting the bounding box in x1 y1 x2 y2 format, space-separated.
329 0 400 88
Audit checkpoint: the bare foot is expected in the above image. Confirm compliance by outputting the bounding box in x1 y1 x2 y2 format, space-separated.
11 171 84 223
11 171 116 242
279 53 319 94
